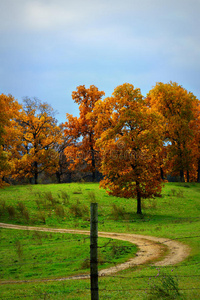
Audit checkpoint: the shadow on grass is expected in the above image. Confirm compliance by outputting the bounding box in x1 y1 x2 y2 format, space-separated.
105 211 197 225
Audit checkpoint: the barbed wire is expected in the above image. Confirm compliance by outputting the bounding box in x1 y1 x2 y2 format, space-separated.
0 234 198 253
0 288 90 300
109 274 200 280
1 264 199 282
0 258 88 268
0 236 90 249
1 286 200 300
0 234 199 270
1 224 200 299
99 287 200 292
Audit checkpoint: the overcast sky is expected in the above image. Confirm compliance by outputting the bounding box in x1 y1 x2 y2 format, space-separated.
0 0 200 123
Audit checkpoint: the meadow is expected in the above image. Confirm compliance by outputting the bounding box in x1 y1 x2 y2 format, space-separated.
0 182 200 299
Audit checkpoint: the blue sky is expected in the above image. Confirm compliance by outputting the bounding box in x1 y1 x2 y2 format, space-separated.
0 0 200 123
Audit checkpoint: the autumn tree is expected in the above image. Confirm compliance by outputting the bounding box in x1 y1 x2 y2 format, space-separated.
63 85 105 181
91 83 163 214
13 98 62 184
0 94 22 187
147 82 200 182
187 104 200 182
54 124 72 183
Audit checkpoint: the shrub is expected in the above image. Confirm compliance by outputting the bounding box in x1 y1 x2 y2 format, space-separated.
111 203 126 220
145 268 184 300
55 205 65 218
60 190 70 201
170 189 184 198
108 240 134 260
59 190 70 205
17 201 30 222
142 198 157 210
170 189 176 196
17 201 26 213
37 211 46 224
80 257 90 269
7 205 16 219
23 209 30 222
43 191 59 206
69 199 89 218
35 199 41 209
80 252 104 270
88 191 96 202
0 199 6 210
73 187 82 194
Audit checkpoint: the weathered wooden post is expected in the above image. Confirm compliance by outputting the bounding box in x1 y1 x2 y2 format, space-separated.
90 203 99 300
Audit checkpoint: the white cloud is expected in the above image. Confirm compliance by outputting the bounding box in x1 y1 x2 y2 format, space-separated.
23 1 83 30
1 0 199 33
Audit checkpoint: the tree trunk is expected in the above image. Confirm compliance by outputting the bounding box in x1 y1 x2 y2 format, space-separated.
34 161 38 184
160 167 164 180
136 181 142 214
69 172 72 183
187 170 190 183
197 159 200 183
56 171 61 183
91 146 96 182
180 169 185 182
90 133 96 182
92 170 96 182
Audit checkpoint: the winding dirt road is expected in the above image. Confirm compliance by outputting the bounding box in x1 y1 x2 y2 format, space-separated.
0 222 190 284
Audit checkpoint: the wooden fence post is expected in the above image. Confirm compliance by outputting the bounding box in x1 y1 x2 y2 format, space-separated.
90 203 99 300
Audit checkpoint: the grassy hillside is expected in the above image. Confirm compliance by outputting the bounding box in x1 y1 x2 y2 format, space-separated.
0 182 200 299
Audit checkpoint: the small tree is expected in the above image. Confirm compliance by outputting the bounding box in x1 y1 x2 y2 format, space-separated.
147 82 200 182
0 94 22 187
92 83 163 214
63 85 105 181
13 98 62 184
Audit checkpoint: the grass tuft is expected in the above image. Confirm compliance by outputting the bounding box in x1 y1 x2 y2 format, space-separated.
7 205 16 219
69 199 89 218
111 203 126 220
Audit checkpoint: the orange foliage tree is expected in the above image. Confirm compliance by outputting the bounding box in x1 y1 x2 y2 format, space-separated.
0 94 22 187
13 98 63 184
147 82 200 182
187 104 200 182
54 124 72 183
91 83 163 214
63 85 105 181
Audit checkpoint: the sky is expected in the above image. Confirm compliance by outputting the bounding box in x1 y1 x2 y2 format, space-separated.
0 0 200 124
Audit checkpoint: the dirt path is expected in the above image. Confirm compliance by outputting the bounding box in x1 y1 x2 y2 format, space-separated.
0 222 190 284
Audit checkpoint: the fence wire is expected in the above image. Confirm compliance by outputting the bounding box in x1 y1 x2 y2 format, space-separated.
0 225 200 299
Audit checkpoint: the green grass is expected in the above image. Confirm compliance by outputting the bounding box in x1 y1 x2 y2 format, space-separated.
0 229 137 281
0 182 200 299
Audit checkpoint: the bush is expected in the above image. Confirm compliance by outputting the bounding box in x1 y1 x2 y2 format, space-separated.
55 205 65 218
142 198 157 210
69 199 89 218
73 187 82 194
145 268 184 300
17 201 30 222
59 190 70 205
37 211 46 224
88 191 96 202
111 203 126 220
43 191 59 206
7 205 16 219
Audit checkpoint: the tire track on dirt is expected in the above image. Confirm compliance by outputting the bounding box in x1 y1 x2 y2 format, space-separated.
0 222 190 284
